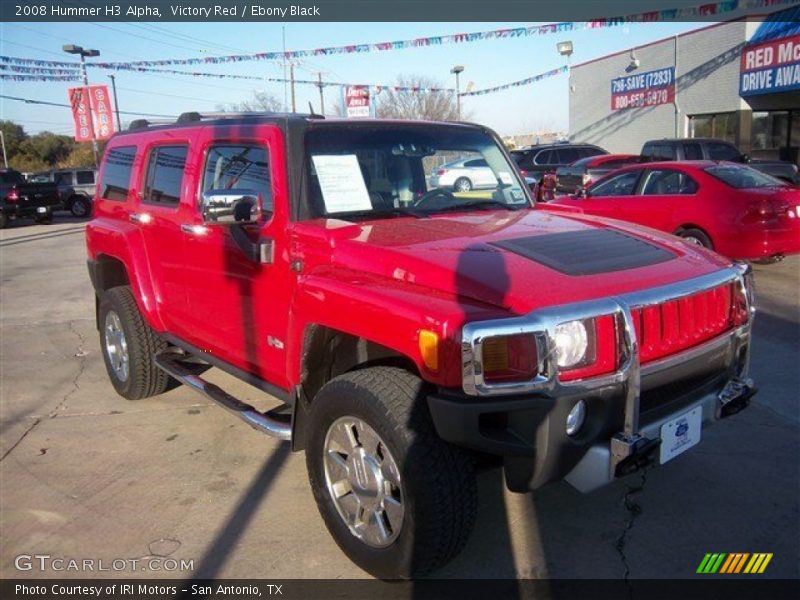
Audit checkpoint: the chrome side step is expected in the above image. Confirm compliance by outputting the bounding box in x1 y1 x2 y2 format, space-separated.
155 349 292 441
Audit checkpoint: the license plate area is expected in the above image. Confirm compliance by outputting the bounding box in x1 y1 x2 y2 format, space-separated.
36 206 47 214
659 406 702 464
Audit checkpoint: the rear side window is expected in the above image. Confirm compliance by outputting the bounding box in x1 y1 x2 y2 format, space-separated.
76 170 95 184
535 150 556 165
682 143 703 160
557 148 580 164
143 145 188 207
100 146 137 201
464 158 488 168
580 147 606 158
202 145 273 212
707 142 741 161
54 172 73 185
641 170 698 195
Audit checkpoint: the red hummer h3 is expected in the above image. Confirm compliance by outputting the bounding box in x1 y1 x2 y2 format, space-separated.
86 112 757 578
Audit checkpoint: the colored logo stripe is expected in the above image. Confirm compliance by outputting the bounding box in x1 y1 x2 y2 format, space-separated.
697 553 773 574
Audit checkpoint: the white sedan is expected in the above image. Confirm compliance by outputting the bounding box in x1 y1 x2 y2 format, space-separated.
429 158 499 192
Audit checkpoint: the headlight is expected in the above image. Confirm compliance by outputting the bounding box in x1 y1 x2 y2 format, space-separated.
554 320 589 368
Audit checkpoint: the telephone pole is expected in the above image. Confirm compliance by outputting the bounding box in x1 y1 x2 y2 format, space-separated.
290 63 296 113
108 74 121 132
316 72 325 115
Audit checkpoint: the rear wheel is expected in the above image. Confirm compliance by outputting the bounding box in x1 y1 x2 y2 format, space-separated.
306 367 477 578
70 196 91 218
99 286 172 400
453 177 473 192
677 228 712 249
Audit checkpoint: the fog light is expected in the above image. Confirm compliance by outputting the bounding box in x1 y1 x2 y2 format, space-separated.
566 400 586 436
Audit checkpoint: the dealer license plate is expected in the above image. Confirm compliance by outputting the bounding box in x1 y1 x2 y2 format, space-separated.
659 406 702 464
36 206 47 214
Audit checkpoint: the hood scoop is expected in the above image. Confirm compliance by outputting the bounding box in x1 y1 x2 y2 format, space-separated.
490 229 676 276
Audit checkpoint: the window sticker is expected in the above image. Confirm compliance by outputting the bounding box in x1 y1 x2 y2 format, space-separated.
311 154 372 213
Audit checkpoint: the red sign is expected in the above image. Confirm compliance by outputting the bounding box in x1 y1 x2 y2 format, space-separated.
611 86 675 110
345 85 370 118
68 84 115 142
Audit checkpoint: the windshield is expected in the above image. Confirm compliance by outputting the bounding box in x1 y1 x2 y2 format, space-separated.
304 123 531 219
705 164 787 189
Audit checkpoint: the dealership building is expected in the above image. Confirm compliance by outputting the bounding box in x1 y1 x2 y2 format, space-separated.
569 7 800 165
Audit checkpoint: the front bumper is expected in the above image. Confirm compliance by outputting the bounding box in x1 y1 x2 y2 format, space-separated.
427 264 757 493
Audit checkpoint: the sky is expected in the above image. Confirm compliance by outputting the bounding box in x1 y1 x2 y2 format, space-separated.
0 21 702 137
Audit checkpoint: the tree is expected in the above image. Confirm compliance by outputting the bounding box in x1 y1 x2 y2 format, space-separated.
58 142 103 169
375 76 463 121
222 91 283 113
0 120 26 158
21 132 75 166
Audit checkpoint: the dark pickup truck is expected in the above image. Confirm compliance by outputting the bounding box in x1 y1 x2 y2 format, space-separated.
641 138 799 183
0 169 61 228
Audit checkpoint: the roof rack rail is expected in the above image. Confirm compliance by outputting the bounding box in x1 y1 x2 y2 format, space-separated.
176 111 325 123
128 118 174 131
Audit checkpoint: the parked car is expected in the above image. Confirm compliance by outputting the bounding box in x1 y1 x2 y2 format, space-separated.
511 143 608 200
548 161 800 262
556 153 641 195
0 169 61 228
30 168 96 217
87 112 756 578
641 138 799 183
429 157 498 191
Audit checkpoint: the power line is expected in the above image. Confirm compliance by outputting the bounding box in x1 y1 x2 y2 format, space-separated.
0 94 176 118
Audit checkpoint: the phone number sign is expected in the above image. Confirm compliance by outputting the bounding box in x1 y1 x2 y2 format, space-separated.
610 67 675 110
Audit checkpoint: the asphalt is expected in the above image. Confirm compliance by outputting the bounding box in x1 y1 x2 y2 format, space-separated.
0 217 798 581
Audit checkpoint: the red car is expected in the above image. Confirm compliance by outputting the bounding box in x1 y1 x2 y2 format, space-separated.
549 161 800 262
555 153 641 195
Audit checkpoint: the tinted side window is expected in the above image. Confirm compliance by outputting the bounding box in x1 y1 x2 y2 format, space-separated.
580 147 606 158
707 142 741 161
682 143 703 160
54 172 73 185
557 148 580 164
535 150 556 165
656 144 677 160
76 170 95 184
202 145 273 212
464 158 488 168
589 171 641 197
642 170 698 195
144 146 188 206
100 146 136 201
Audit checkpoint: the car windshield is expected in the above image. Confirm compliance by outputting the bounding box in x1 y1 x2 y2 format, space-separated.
304 123 531 219
705 164 787 189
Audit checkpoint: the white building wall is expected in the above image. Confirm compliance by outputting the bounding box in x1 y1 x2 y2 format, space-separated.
569 21 749 153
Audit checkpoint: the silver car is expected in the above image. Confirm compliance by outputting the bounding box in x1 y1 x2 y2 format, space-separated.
429 157 498 192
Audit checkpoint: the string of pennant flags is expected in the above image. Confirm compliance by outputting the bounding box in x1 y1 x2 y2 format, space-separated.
0 0 793 72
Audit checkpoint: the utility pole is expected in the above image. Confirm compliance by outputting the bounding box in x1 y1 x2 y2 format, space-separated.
282 26 288 112
0 130 8 169
108 74 121 132
63 44 100 167
290 63 296 113
450 65 464 120
316 72 325 115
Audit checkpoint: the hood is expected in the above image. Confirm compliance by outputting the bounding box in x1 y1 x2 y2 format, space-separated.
308 209 731 315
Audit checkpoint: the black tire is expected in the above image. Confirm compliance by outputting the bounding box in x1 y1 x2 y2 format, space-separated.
677 228 713 249
70 196 92 218
453 177 473 192
98 286 172 400
306 366 477 579
0 212 7 229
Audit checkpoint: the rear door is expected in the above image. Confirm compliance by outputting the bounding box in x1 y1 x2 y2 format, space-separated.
621 168 699 232
580 169 643 219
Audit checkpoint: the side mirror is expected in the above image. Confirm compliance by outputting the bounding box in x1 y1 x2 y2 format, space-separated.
201 190 263 225
740 153 751 163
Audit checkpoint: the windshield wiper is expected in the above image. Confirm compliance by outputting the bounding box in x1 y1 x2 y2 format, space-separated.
426 200 524 214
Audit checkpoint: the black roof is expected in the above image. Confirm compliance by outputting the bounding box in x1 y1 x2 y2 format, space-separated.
512 142 605 153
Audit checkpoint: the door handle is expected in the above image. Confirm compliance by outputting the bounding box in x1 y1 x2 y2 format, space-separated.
181 223 209 236
129 212 152 224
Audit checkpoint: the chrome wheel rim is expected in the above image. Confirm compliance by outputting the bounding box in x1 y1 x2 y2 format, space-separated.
323 416 404 548
104 310 129 382
683 235 704 246
455 179 471 192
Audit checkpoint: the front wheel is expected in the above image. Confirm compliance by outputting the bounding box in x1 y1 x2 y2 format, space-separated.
305 367 477 578
453 177 473 192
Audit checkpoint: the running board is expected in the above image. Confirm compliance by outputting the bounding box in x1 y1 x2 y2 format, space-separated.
154 349 292 441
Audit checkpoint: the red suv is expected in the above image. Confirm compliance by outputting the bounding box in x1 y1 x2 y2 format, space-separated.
86 113 757 578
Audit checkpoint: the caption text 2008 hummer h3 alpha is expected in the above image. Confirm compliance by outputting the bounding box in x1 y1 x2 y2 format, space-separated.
86 112 757 578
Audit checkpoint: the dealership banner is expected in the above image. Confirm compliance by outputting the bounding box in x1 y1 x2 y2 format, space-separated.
345 86 371 118
739 34 800 96
67 85 115 142
610 67 675 110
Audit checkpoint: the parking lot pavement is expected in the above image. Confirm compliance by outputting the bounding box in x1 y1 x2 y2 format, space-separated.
1 220 798 580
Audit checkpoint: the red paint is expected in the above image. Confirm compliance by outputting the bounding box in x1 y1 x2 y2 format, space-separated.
548 161 800 261
88 124 738 393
